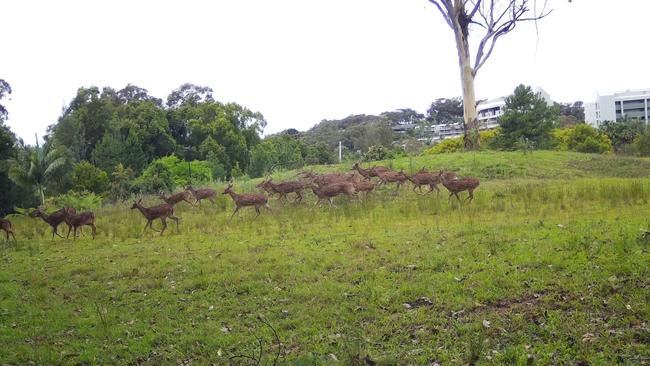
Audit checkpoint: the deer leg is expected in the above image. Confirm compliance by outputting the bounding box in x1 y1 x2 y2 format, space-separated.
230 206 241 219
159 217 167 236
52 226 65 239
91 224 97 239
170 216 180 232
313 198 321 208
264 203 273 212
328 197 334 207
295 191 303 203
73 227 78 241
454 192 462 202
466 189 475 202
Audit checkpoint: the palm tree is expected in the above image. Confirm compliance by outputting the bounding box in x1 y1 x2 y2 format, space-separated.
8 136 67 205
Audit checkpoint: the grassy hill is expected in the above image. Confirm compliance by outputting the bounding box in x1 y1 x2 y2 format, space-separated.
1 151 649 365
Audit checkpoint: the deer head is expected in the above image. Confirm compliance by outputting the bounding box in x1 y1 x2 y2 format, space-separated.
222 183 234 195
130 199 143 210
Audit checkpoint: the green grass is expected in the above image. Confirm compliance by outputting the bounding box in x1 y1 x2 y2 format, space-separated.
1 151 649 365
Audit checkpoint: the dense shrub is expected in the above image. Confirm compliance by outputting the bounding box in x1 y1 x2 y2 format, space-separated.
631 130 650 156
553 125 612 154
50 191 103 211
71 161 109 194
108 163 135 202
425 130 499 154
136 156 212 192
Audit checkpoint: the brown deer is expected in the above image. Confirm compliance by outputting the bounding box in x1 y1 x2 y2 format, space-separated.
299 170 356 186
30 207 76 239
130 199 179 235
0 217 16 242
222 183 272 218
437 170 479 202
185 185 217 206
310 182 357 207
351 175 375 197
406 168 444 195
159 190 195 207
256 179 306 203
376 169 409 191
351 162 391 180
67 211 97 240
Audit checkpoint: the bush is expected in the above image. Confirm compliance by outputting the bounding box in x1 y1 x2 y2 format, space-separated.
425 136 464 154
425 130 500 154
50 191 103 211
552 124 612 154
71 161 109 194
631 130 650 156
136 156 212 192
363 145 391 162
108 163 135 202
135 160 175 193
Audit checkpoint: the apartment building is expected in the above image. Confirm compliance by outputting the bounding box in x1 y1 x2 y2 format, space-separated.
585 89 650 127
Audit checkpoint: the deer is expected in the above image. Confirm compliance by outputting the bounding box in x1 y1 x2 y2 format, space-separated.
351 175 375 197
405 167 445 195
437 170 479 203
185 185 217 207
256 179 306 203
130 199 179 235
309 181 357 207
351 162 391 180
222 183 272 218
299 170 356 186
0 217 17 242
376 169 409 192
30 207 77 240
159 190 195 207
67 211 97 240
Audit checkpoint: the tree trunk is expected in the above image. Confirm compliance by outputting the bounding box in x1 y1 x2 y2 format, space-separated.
452 14 480 150
38 185 45 206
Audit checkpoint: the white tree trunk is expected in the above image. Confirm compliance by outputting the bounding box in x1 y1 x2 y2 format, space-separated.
453 20 480 149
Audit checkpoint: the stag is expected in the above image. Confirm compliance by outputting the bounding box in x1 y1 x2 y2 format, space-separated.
438 170 479 202
351 162 391 180
185 185 217 206
67 211 97 240
310 182 356 207
222 183 272 218
376 169 409 191
0 217 16 242
159 190 195 207
131 199 179 235
30 207 76 239
256 179 306 203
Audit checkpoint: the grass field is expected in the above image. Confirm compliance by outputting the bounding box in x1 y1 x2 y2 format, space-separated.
1 151 649 365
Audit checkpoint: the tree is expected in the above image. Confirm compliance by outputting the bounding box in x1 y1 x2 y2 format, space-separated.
9 139 68 204
428 0 551 149
495 84 558 150
426 97 464 124
599 118 646 152
0 79 12 123
71 161 110 194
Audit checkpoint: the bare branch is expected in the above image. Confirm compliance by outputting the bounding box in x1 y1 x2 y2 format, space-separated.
429 0 454 29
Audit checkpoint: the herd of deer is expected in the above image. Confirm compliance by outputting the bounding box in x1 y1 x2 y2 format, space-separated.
0 163 479 241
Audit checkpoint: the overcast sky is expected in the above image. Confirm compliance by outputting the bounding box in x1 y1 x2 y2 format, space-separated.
2 0 649 143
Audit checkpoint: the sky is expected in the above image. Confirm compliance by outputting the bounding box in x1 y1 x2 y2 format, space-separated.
2 0 650 143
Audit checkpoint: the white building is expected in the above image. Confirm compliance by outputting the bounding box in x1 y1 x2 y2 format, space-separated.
585 89 650 128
